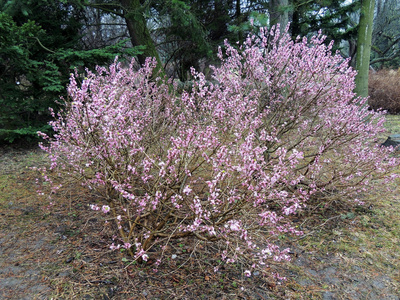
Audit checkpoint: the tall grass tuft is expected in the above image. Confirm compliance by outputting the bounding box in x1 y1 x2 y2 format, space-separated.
369 69 400 114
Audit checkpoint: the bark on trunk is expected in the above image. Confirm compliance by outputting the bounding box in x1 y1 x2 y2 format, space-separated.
120 0 162 72
269 0 289 31
354 0 375 98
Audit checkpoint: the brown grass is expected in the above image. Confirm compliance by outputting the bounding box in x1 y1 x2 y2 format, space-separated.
369 68 400 114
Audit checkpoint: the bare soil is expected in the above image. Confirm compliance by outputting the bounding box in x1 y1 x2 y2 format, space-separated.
1 145 399 299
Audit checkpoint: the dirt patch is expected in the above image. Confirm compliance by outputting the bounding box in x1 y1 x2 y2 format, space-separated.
0 145 400 299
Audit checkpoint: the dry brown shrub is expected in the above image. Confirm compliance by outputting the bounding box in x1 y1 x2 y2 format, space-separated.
369 68 400 114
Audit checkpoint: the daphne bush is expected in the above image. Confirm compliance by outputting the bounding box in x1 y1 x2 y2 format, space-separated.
38 26 398 275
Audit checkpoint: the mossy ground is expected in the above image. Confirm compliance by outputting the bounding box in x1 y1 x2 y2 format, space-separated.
1 115 400 299
384 115 400 134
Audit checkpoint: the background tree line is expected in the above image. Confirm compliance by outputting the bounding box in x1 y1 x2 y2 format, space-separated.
1 0 399 144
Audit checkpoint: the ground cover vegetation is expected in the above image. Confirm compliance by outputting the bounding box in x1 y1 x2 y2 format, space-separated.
37 26 400 286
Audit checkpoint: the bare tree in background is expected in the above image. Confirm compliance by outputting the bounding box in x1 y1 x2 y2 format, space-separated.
371 0 400 68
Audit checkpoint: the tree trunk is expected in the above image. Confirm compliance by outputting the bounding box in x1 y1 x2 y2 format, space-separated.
354 0 375 98
269 0 289 31
349 39 358 68
120 0 162 71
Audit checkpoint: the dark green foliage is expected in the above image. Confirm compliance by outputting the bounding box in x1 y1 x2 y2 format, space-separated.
0 12 51 143
152 0 212 80
291 0 360 52
0 1 142 144
153 0 264 80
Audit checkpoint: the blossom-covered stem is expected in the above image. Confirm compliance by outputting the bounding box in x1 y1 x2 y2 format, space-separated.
109 201 134 257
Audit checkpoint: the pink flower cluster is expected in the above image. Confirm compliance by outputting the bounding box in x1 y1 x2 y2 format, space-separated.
39 25 398 273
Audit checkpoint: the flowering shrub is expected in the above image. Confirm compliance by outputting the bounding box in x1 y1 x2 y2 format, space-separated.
39 26 398 275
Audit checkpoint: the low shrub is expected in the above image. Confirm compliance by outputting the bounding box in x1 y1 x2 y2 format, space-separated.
38 26 398 276
369 68 400 114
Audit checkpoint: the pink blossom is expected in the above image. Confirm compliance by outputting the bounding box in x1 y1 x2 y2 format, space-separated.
90 204 100 211
38 25 399 276
110 243 120 251
123 243 132 249
101 205 110 214
182 185 192 195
